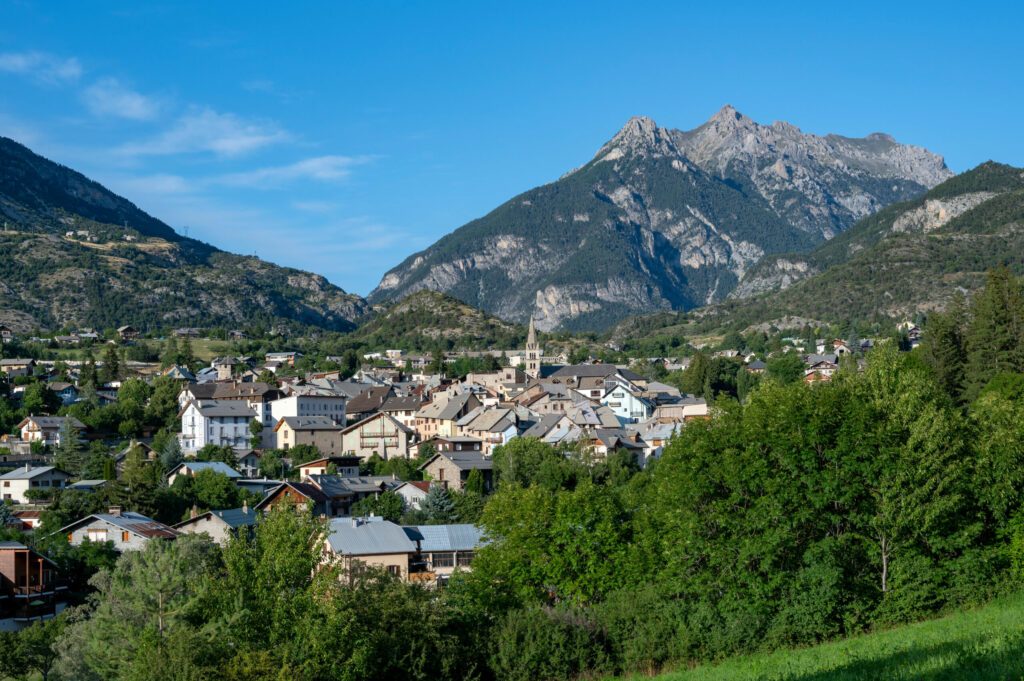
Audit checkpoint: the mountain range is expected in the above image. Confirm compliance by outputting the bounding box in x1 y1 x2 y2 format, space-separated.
0 136 367 334
370 106 951 330
691 160 1024 330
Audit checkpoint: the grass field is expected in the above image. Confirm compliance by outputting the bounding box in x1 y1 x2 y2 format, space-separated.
630 593 1024 681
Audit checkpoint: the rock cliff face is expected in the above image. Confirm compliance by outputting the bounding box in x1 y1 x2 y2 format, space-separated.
371 106 951 330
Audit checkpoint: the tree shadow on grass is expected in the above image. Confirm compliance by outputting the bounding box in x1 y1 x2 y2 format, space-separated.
785 630 1024 681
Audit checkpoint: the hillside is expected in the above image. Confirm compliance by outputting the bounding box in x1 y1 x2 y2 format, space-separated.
633 593 1024 681
0 136 368 332
697 162 1024 329
371 107 950 331
351 290 525 351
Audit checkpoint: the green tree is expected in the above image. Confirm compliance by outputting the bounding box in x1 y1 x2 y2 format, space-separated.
249 419 264 449
0 610 67 681
420 484 456 524
21 381 59 415
921 302 967 402
159 335 179 369
766 351 806 384
350 490 405 522
963 267 1024 400
53 418 84 475
100 344 121 384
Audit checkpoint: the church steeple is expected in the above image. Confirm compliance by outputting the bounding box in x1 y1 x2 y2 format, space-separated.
524 315 540 379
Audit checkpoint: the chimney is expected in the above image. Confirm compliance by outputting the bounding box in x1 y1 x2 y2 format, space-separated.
242 500 248 514
109 506 122 517
190 505 198 519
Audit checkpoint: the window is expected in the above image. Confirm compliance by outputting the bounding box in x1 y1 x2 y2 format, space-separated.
457 551 474 567
121 531 130 543
386 565 401 576
87 528 107 543
432 552 455 568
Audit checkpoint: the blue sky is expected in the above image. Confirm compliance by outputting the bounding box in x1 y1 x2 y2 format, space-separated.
1 1 1021 295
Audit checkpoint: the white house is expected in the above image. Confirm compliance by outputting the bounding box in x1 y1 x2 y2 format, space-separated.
59 508 178 551
0 466 72 504
601 384 654 425
178 400 256 453
269 386 347 425
17 416 85 447
393 481 431 510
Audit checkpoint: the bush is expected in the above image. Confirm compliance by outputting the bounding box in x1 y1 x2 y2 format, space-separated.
490 605 610 681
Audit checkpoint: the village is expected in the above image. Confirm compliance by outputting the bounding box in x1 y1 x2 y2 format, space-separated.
0 316 922 633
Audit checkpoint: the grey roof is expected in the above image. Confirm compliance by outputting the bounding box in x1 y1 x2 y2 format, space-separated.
19 416 85 429
169 461 242 479
189 400 256 418
417 392 477 421
422 450 493 471
404 524 486 552
327 517 418 555
276 415 343 431
0 465 69 480
308 474 385 497
0 541 29 550
59 511 178 539
521 413 565 439
550 364 644 382
210 507 259 529
0 358 34 366
380 395 423 412
747 360 767 370
68 479 108 490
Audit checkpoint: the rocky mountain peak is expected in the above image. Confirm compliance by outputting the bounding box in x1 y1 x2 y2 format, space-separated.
595 115 678 159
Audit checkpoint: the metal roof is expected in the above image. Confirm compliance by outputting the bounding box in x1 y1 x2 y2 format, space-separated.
0 465 69 480
326 517 417 555
60 512 179 539
404 524 486 552
170 461 242 479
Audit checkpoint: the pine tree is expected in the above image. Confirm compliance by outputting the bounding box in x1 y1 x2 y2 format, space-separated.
922 297 967 401
421 485 456 524
178 336 195 367
54 419 83 475
160 336 179 369
100 344 120 384
964 267 1024 401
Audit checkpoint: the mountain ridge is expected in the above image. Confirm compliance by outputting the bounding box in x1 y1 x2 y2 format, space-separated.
371 106 951 330
0 136 369 333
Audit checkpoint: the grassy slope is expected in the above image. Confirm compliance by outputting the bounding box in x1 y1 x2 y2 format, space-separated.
627 593 1024 681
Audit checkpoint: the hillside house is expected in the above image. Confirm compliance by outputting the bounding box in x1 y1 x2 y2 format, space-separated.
0 466 72 504
173 505 258 545
0 541 68 630
269 386 347 425
166 461 242 486
415 392 481 440
60 508 178 551
0 359 35 378
341 412 415 461
419 449 492 493
17 416 85 447
178 400 256 453
274 416 345 453
298 456 361 479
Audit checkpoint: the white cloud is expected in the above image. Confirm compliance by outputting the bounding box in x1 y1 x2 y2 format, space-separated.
292 200 339 213
216 155 371 187
0 51 82 84
107 174 193 196
118 107 290 157
82 78 160 120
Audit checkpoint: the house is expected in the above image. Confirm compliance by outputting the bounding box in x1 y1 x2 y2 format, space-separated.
803 354 839 383
651 395 709 422
211 357 241 381
345 386 395 424
173 504 258 545
17 416 85 447
228 330 248 341
584 428 647 463
180 381 282 425
0 466 72 504
265 351 301 367
456 407 518 455
0 541 68 630
47 381 80 406
746 359 767 374
114 441 157 473
393 481 431 510
59 508 178 551
178 400 256 453
325 517 418 580
255 481 332 516
298 456 361 479
0 325 13 344
405 524 485 584
166 461 242 486
117 325 139 341
269 386 347 425
235 449 261 478
428 435 484 454
273 416 345 454
173 327 201 338
415 392 482 440
379 395 424 430
303 474 390 517
12 510 43 530
419 450 493 493
340 412 415 461
600 383 654 425
0 359 35 378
